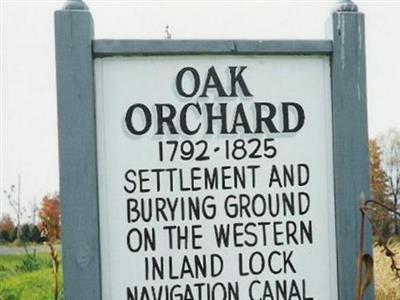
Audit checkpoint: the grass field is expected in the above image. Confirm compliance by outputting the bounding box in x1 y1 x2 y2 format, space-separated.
0 242 399 300
0 251 63 300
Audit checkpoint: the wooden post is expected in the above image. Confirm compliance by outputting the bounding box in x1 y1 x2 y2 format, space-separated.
331 0 374 299
54 0 101 299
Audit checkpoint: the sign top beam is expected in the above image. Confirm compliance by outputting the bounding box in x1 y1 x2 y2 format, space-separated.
93 39 333 58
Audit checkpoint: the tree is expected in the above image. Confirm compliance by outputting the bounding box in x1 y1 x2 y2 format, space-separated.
0 214 15 233
0 214 16 243
3 175 24 236
39 194 62 300
19 224 32 243
378 129 400 235
39 193 61 240
10 227 18 242
30 225 42 243
369 140 392 237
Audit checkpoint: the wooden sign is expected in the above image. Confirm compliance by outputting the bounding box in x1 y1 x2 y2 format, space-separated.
54 1 372 299
95 56 336 299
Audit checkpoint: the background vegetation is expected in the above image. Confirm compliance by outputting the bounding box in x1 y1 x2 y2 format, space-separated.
0 252 63 300
375 238 400 300
0 194 62 300
368 129 400 299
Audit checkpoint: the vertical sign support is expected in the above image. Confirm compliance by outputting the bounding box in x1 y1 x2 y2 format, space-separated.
332 0 373 299
55 0 102 299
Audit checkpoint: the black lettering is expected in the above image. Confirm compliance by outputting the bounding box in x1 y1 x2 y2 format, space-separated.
282 102 305 133
176 67 200 97
156 104 178 135
180 103 202 134
230 103 252 134
229 66 253 97
124 169 136 193
125 104 152 135
200 66 228 97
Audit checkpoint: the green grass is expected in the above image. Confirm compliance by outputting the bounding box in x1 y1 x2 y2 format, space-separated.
0 251 63 300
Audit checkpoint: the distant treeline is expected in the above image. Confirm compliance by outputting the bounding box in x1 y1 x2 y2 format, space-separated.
0 193 61 245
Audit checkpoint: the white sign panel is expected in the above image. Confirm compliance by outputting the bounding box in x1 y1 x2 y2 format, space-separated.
95 55 338 300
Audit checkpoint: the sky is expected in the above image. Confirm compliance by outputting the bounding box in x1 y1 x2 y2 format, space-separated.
1 0 400 222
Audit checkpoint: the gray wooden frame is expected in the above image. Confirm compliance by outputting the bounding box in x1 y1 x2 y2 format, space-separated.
331 11 373 300
55 8 102 300
93 39 333 57
55 2 372 300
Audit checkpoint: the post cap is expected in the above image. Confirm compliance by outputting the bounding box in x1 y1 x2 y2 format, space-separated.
336 0 358 12
63 0 88 10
